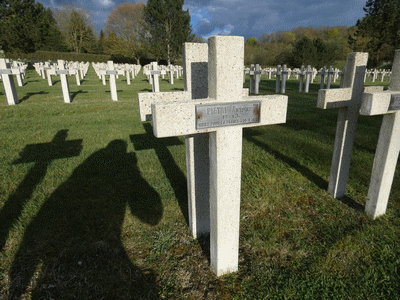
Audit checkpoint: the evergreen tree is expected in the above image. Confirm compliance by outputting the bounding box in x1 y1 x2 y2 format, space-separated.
289 37 336 68
33 3 67 52
142 0 193 64
97 29 105 54
0 0 65 53
350 0 400 66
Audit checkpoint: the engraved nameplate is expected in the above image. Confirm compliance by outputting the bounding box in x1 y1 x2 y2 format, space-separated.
389 94 400 111
196 101 261 129
106 70 118 75
151 71 161 75
56 70 69 75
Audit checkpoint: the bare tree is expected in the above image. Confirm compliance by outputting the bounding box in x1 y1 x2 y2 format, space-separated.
104 2 145 64
53 5 96 53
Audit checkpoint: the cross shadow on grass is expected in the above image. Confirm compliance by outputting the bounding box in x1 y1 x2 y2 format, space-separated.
130 123 189 226
8 139 162 299
0 130 83 251
244 127 328 191
105 89 123 93
71 90 88 101
22 80 40 86
139 88 153 92
19 91 49 102
243 127 364 212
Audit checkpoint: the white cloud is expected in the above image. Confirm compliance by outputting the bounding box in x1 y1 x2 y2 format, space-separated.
93 0 115 8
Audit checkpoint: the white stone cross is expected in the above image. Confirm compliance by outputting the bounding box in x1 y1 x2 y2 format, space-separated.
138 43 210 239
46 65 56 86
326 66 335 89
281 64 289 93
0 58 19 105
150 36 288 276
69 66 81 86
249 64 255 93
167 65 174 84
138 43 251 241
299 65 305 92
55 59 72 103
254 64 262 94
372 69 378 82
275 64 282 93
150 62 161 93
125 65 131 85
360 49 400 219
305 65 312 93
319 66 327 89
99 61 118 101
317 52 378 199
11 61 24 87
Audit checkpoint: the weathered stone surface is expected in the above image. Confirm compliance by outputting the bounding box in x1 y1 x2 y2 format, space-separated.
317 52 368 199
151 36 288 276
360 49 400 219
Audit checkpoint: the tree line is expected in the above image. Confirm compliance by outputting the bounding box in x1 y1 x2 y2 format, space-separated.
0 0 194 65
246 0 400 68
245 26 354 68
1 0 398 68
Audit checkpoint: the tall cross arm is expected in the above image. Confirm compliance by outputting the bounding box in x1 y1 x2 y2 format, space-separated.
360 90 400 116
317 88 352 109
151 95 288 138
138 91 191 121
318 86 385 110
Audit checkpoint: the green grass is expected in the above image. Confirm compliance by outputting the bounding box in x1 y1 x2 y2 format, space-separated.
0 66 399 299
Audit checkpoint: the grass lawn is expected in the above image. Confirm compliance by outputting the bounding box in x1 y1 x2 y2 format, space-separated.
0 64 399 299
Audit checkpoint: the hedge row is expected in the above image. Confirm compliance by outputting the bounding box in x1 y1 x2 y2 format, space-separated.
5 51 112 63
4 51 183 66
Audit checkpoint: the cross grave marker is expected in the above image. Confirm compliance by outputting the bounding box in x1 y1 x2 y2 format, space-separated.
317 52 383 199
249 64 255 93
0 58 19 105
55 59 71 103
360 49 400 219
150 36 288 276
254 64 262 94
138 43 210 238
106 61 118 101
150 62 161 93
138 43 250 240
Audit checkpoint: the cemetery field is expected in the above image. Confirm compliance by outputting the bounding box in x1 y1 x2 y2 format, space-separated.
0 65 399 299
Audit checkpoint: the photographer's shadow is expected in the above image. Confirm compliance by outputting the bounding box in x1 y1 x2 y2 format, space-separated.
9 139 162 299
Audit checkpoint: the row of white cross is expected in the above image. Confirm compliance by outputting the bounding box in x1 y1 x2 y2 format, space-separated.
138 37 399 277
92 62 141 86
246 64 392 95
246 64 342 94
91 61 142 101
33 61 90 86
142 63 183 88
0 59 143 104
247 65 390 83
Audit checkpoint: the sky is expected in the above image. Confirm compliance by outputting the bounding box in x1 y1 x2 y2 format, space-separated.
40 0 368 40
